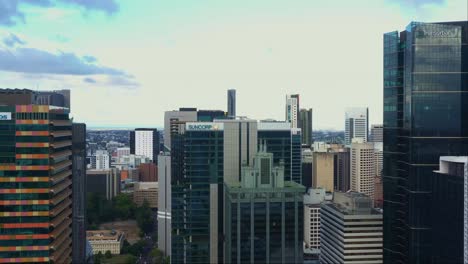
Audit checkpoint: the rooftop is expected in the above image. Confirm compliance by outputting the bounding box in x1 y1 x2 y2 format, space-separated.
87 230 124 241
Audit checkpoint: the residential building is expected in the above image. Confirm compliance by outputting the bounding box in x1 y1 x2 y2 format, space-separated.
138 162 158 182
383 21 468 263
227 89 236 117
86 169 120 200
320 192 383 264
133 182 158 208
285 94 300 128
299 108 313 145
224 148 306 263
95 150 110 170
158 154 171 257
370 124 383 142
0 88 73 263
130 128 160 164
344 107 368 145
86 230 125 255
432 157 468 263
350 139 375 199
72 123 87 264
373 176 383 208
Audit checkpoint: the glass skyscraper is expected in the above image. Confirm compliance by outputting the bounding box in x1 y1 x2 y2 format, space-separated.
383 21 468 263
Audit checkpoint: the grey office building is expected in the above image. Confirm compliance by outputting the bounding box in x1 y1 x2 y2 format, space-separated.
86 169 120 200
320 192 383 264
157 153 172 257
299 108 313 145
224 147 305 263
228 89 236 117
72 123 87 263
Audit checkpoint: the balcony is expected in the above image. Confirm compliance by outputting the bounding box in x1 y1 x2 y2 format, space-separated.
50 189 71 205
50 140 72 149
50 199 71 217
50 150 72 160
50 218 71 239
50 131 72 138
50 180 71 194
50 170 71 185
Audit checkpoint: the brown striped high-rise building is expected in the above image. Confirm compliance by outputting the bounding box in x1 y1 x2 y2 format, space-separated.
0 89 74 263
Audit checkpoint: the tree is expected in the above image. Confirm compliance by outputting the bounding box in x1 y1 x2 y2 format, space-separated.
94 251 103 264
125 255 137 264
136 200 154 233
113 193 136 220
149 248 164 264
104 250 112 259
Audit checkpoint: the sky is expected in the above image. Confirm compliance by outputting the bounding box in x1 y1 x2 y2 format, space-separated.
0 0 467 129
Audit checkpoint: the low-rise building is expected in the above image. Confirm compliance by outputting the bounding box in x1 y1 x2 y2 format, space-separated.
87 230 125 255
133 182 158 208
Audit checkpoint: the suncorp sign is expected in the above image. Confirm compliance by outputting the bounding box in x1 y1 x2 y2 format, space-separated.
186 123 223 131
0 112 11 121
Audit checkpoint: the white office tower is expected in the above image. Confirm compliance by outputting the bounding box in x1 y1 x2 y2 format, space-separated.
351 139 375 199
95 150 110 170
345 107 369 145
303 188 331 256
320 192 383 264
286 94 300 128
158 154 171 257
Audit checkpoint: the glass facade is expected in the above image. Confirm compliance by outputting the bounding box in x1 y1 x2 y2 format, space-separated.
383 21 468 263
258 130 302 184
224 190 304 264
171 130 224 264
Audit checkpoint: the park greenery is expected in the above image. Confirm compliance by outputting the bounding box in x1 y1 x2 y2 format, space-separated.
87 193 154 233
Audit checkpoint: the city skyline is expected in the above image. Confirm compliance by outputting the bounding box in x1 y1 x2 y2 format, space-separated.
1 0 467 129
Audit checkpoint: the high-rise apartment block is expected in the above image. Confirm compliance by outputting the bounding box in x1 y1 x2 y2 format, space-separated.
130 128 160 164
350 139 375 199
320 192 383 264
285 94 300 128
227 89 236 117
344 107 368 145
224 148 305 263
299 108 313 145
383 21 468 263
0 89 74 263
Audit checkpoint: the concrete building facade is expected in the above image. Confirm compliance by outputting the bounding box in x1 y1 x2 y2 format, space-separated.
350 140 376 199
320 192 383 264
344 107 369 145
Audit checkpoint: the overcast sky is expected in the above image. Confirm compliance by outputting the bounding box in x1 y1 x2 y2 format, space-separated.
0 0 466 129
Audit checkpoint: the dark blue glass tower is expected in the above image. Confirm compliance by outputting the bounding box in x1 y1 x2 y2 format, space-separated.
383 21 468 263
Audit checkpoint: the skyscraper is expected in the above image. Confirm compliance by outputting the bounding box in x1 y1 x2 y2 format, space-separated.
285 94 300 128
344 107 368 145
383 21 468 263
163 108 226 150
227 89 236 117
130 128 160 164
223 148 305 263
0 89 73 263
72 123 87 264
320 192 383 264
299 108 313 145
